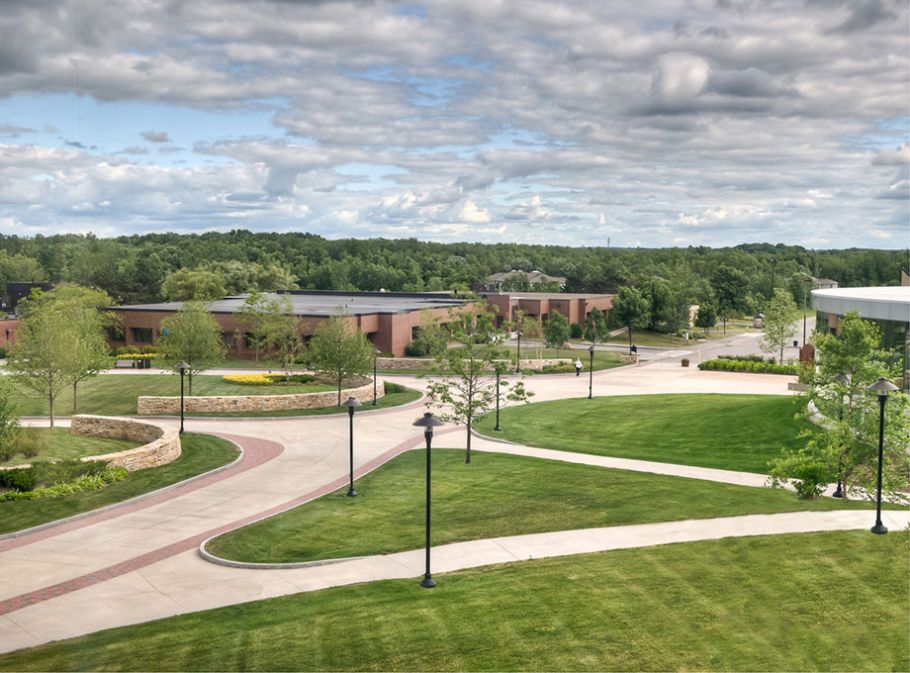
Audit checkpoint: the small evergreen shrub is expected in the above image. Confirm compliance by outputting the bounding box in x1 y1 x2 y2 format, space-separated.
569 323 583 339
698 359 799 375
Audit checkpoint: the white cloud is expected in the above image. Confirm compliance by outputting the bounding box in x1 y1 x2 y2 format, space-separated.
458 199 491 223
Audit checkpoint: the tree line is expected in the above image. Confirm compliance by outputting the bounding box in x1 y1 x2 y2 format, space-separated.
0 232 904 309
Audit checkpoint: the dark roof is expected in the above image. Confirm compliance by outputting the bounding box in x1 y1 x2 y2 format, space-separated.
113 290 467 317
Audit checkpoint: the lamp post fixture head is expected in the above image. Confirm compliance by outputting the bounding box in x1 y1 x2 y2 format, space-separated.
177 361 190 375
343 396 361 414
413 411 444 436
588 344 595 353
867 377 899 398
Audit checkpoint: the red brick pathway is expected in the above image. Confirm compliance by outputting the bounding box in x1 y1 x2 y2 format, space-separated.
0 427 458 617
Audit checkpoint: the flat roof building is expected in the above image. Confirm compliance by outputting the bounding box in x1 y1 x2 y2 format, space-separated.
112 290 468 357
813 286 910 390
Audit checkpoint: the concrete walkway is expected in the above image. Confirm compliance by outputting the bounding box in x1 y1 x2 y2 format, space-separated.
0 359 877 656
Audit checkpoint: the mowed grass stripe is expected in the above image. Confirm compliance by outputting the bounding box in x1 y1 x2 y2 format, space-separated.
206 448 880 564
1 532 904 671
474 393 810 473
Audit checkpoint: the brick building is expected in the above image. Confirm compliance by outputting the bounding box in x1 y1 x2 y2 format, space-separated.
482 291 614 326
111 291 468 357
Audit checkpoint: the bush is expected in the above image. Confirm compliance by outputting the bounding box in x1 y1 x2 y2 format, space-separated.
17 429 48 459
698 359 799 375
384 381 405 394
717 354 773 363
0 346 6 358
0 465 128 502
569 323 583 339
404 341 429 357
223 373 318 386
0 467 36 492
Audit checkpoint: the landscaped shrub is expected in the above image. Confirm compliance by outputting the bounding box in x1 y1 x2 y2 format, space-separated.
569 323 583 339
223 373 318 386
0 346 7 359
17 429 48 459
0 467 36 492
717 354 774 363
0 466 128 502
404 341 430 357
384 381 405 394
698 359 799 375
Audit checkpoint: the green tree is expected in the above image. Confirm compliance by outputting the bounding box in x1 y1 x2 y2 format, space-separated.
157 302 227 395
7 304 75 427
711 265 749 334
161 268 226 302
426 306 532 463
694 302 717 334
582 308 609 345
770 313 907 499
0 377 21 463
408 309 448 358
611 286 650 352
760 288 799 363
308 314 373 405
235 291 272 363
263 295 304 377
544 311 570 356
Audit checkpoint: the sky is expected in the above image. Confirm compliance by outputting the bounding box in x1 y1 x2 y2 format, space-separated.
0 0 907 248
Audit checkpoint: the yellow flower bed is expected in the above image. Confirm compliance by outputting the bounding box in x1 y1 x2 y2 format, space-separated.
222 373 284 386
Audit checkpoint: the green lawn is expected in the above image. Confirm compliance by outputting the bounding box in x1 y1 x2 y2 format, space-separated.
0 433 239 535
475 394 810 473
0 428 140 467
3 531 905 671
185 384 421 418
11 375 342 417
206 449 881 564
501 345 625 372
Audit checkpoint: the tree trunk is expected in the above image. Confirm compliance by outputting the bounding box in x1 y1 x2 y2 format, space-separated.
73 381 78 413
465 413 472 464
337 371 342 406
779 342 784 364
628 324 633 351
723 315 727 334
48 392 55 429
188 373 193 396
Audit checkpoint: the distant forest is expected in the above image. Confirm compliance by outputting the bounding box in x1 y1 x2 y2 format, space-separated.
0 231 905 308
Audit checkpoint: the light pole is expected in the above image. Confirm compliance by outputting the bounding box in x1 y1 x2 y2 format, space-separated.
372 346 381 405
343 397 361 497
867 377 898 535
832 372 849 498
515 330 522 373
587 344 595 400
413 411 445 588
177 361 189 434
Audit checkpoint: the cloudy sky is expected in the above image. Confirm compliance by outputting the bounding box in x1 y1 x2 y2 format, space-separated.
0 0 907 248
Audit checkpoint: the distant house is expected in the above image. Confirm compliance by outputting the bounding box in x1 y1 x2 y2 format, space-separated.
474 270 567 293
811 277 839 290
901 268 909 287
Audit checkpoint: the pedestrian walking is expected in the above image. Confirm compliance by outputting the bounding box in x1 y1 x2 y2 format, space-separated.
575 357 583 376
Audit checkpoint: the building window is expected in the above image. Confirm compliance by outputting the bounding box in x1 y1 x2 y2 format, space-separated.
130 327 153 344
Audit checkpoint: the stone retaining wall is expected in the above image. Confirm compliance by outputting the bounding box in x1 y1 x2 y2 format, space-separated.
137 380 382 415
70 415 181 471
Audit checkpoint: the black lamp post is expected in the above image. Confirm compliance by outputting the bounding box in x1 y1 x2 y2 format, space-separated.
176 361 189 434
832 372 849 498
587 345 595 400
515 330 522 373
343 397 361 497
867 377 898 535
413 411 445 588
372 346 381 405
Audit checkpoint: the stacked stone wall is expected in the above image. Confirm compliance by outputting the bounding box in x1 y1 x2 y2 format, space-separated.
137 381 382 415
70 415 181 471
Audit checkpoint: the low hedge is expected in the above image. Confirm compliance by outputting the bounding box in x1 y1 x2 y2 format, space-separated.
223 373 319 386
0 466 128 502
717 354 775 363
698 358 799 375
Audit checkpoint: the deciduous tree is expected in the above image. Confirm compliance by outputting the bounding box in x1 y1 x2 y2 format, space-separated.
544 311 570 356
760 288 799 363
308 314 373 405
611 286 650 352
157 302 227 394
